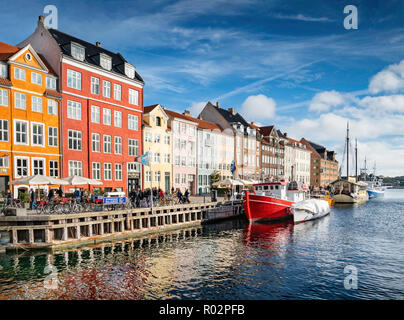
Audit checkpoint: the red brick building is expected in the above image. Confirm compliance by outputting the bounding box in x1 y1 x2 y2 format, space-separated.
19 16 144 193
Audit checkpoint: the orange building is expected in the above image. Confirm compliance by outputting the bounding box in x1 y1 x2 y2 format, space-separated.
0 41 62 197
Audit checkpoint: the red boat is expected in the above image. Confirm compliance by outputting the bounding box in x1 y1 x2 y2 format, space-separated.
243 179 309 223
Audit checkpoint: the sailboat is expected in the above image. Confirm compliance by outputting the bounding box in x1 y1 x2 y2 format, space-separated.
360 160 385 199
330 123 369 204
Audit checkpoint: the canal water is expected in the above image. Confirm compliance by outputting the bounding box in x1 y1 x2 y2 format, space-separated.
0 189 403 300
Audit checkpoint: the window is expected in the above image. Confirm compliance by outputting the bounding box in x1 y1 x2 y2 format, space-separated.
32 158 45 175
114 136 122 154
156 117 161 126
175 156 180 166
67 69 81 90
164 136 170 145
154 171 161 182
181 174 186 184
49 160 59 177
189 126 195 136
31 72 42 85
92 162 101 180
91 77 100 94
128 139 138 156
0 120 8 141
182 123 186 134
103 108 111 125
103 135 112 153
15 157 29 177
154 134 160 143
128 88 138 105
68 160 83 176
48 127 58 147
14 120 28 145
31 96 43 112
114 111 122 127
100 54 112 70
174 122 179 133
0 89 8 107
48 99 57 115
114 84 121 101
91 105 100 123
128 114 138 130
125 63 135 79
0 63 7 78
92 133 100 152
145 171 151 182
104 163 112 180
67 100 82 120
175 174 180 184
164 154 170 163
154 152 160 163
145 132 151 142
115 164 122 181
0 156 9 168
71 43 85 61
14 67 26 81
14 92 26 109
103 80 111 98
68 130 82 150
181 156 186 166
46 76 56 90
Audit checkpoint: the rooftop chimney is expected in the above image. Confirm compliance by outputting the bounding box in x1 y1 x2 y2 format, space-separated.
284 132 288 137
38 15 45 27
96 41 101 47
183 109 191 116
216 101 220 108
228 107 235 115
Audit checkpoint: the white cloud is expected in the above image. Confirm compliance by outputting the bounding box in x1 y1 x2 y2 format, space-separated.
274 13 333 22
309 90 345 112
189 101 207 117
369 59 404 94
240 94 276 121
359 94 404 113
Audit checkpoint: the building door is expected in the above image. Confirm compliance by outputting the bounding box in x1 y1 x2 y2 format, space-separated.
128 178 139 192
0 176 9 194
164 172 170 193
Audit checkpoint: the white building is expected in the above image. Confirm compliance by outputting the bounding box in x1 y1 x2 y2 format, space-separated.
282 134 311 185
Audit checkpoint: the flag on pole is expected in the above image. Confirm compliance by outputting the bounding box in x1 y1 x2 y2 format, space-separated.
135 152 151 166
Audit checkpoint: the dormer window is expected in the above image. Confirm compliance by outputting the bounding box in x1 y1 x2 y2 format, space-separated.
124 63 135 79
100 54 112 71
71 42 85 61
0 63 7 78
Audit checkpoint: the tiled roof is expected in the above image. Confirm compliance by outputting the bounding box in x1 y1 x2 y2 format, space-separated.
143 104 159 114
44 89 62 98
259 125 274 136
164 109 198 124
192 117 222 131
0 41 20 61
0 78 12 86
48 29 144 83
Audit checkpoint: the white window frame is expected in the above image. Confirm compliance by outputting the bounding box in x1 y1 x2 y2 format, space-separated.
92 162 101 180
31 157 46 175
14 156 30 178
13 119 29 146
48 126 58 147
67 69 82 90
91 77 100 95
92 133 100 152
49 160 59 177
67 100 82 120
31 72 42 85
14 92 26 110
114 84 121 101
128 139 138 156
115 163 122 181
91 105 100 123
68 129 82 150
0 89 8 107
103 80 111 98
103 135 112 153
103 108 111 125
128 88 139 105
0 63 7 78
128 114 138 131
31 96 43 113
100 54 112 70
114 110 122 127
68 160 83 176
114 136 122 154
14 67 26 81
71 43 85 61
46 76 57 90
47 99 57 115
104 163 112 180
0 119 8 142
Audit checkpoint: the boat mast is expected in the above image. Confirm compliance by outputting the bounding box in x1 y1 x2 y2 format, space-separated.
355 138 358 182
346 122 349 180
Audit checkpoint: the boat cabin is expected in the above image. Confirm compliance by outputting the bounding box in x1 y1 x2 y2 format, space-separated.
253 180 308 202
331 179 367 196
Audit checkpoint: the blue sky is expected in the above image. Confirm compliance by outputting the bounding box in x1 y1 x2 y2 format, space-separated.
1 0 404 176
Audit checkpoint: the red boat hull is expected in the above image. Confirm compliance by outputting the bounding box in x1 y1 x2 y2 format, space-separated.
243 191 294 222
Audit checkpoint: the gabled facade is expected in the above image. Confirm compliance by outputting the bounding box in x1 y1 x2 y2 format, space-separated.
19 16 144 193
165 109 197 194
199 102 258 180
142 104 172 192
0 41 62 196
300 138 338 187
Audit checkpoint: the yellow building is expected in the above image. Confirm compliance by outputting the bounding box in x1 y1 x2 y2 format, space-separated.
142 104 172 192
0 42 62 197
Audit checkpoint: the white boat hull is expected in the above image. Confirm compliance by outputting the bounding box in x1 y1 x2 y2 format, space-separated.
292 199 330 224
